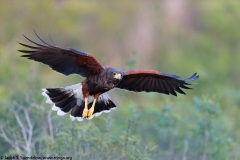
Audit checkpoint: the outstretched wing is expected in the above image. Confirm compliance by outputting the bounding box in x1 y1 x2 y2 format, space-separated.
116 69 199 96
18 32 104 77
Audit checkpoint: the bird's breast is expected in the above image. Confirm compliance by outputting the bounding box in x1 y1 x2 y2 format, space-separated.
86 80 113 95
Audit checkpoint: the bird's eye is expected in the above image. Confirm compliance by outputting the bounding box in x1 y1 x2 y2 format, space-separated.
112 72 116 76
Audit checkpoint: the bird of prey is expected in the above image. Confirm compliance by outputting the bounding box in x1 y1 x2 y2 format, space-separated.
19 32 199 121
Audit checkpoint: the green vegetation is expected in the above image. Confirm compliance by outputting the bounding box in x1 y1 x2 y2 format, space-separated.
0 1 239 159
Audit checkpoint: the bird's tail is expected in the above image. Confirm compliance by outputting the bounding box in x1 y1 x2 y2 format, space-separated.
42 83 117 121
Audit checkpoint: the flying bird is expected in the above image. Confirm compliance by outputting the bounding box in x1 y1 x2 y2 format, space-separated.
19 32 199 121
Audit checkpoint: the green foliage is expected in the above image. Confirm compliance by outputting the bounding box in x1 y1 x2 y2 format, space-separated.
1 95 240 159
1 1 240 159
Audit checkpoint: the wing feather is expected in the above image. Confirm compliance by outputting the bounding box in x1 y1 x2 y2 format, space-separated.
116 69 199 96
19 32 103 77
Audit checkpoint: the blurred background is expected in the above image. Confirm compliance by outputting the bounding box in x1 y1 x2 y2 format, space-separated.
0 0 240 159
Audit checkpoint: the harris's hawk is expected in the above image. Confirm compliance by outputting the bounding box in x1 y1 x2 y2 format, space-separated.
19 32 199 121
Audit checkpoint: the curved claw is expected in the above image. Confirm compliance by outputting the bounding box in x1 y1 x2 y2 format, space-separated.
87 99 97 118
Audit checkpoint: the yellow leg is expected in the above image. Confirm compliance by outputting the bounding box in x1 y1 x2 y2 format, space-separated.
87 99 97 118
82 98 88 118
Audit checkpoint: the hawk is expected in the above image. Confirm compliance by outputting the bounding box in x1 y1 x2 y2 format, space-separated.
19 32 199 121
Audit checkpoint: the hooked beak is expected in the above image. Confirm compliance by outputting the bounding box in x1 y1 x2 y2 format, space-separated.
114 73 122 80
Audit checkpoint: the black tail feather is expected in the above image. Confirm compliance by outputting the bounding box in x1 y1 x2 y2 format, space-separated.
42 84 117 122
93 100 116 114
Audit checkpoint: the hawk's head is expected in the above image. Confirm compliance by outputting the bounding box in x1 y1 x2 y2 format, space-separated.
106 67 123 84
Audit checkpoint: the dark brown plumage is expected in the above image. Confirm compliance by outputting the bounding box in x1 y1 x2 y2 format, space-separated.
19 32 199 121
117 69 197 96
19 33 103 77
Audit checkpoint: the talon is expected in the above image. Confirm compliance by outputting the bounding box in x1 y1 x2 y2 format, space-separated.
82 98 88 118
82 108 88 118
87 108 94 118
87 98 97 118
